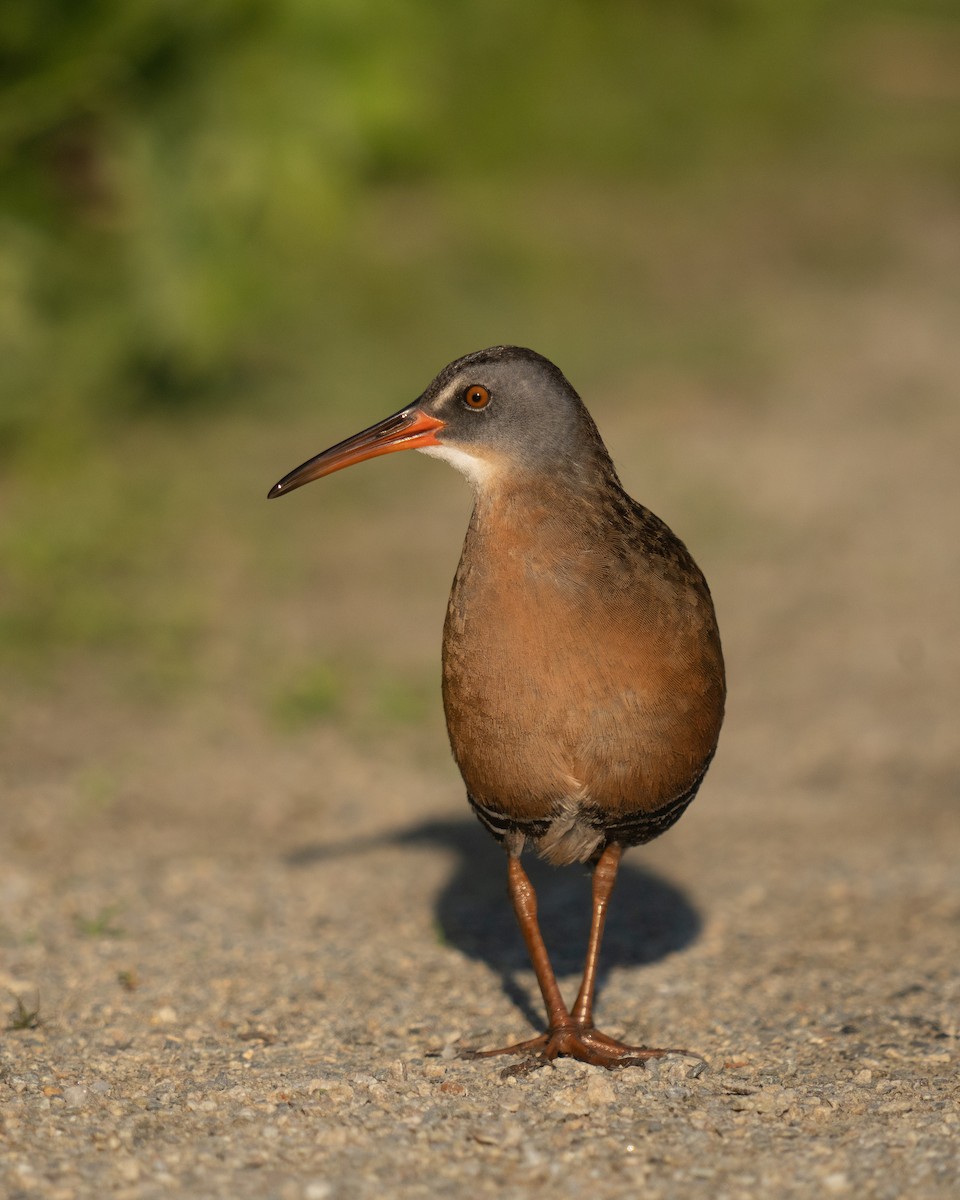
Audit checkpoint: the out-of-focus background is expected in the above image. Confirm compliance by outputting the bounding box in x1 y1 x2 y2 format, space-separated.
2 0 957 738
2 5 959 1195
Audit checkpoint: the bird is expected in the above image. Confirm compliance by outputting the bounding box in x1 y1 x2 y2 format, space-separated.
268 345 725 1072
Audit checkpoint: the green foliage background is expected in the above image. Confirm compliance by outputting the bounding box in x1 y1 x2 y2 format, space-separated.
1 0 957 713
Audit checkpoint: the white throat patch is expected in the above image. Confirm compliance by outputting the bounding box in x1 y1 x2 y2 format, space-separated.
417 443 497 489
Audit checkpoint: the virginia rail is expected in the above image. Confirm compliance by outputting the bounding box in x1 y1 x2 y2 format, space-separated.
269 346 725 1072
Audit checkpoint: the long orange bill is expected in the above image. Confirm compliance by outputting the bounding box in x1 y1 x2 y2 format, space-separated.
267 407 446 499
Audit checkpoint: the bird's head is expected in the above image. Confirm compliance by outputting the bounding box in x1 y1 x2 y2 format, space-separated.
267 346 613 499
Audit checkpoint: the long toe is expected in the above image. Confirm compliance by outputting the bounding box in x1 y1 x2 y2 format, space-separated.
577 1028 702 1064
461 1033 550 1061
465 1025 700 1075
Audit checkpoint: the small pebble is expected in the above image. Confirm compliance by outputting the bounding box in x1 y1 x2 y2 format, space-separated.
585 1074 617 1106
62 1085 88 1108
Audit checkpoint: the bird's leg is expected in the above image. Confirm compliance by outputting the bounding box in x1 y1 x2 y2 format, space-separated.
466 853 573 1066
506 853 573 1033
562 840 698 1067
466 843 699 1074
570 841 622 1029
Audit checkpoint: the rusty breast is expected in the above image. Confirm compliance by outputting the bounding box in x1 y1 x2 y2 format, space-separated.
441 479 725 823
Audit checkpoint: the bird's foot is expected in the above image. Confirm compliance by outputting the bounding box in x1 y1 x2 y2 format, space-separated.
464 1024 699 1078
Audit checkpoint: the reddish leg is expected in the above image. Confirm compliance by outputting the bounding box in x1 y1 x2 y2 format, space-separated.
466 844 697 1074
571 842 622 1029
467 854 574 1062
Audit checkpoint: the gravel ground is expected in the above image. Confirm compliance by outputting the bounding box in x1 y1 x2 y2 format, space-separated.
2 731 958 1200
2 230 959 1198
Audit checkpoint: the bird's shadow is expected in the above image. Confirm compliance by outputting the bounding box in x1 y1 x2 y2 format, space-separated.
286 816 701 1032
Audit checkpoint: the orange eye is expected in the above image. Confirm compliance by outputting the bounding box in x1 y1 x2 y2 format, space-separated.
463 384 490 410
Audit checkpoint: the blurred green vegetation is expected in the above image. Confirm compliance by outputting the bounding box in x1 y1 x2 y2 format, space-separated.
272 662 343 729
73 904 125 939
1 0 958 714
